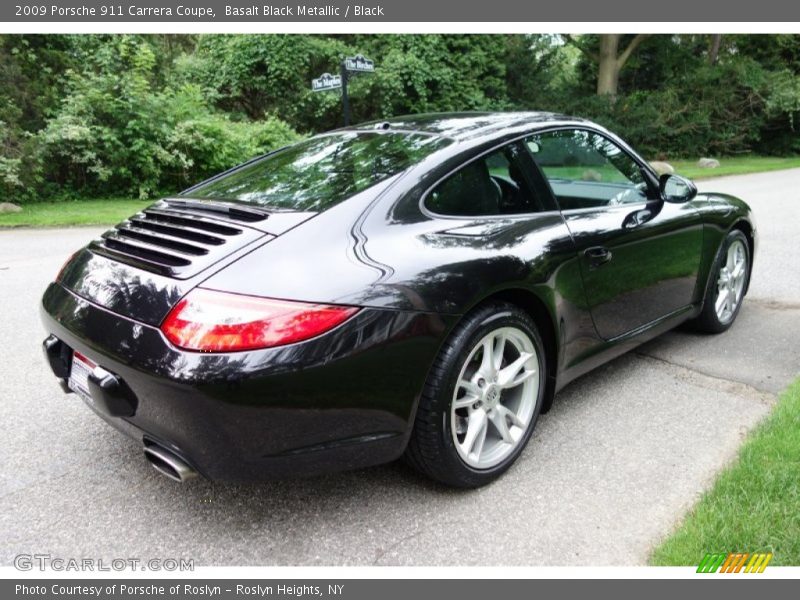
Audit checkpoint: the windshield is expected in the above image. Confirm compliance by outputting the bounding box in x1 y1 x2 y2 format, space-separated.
184 131 451 212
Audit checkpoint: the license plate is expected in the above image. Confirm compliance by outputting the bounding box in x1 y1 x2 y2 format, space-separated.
68 351 96 404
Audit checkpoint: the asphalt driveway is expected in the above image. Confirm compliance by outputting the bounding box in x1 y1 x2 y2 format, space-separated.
1 169 798 566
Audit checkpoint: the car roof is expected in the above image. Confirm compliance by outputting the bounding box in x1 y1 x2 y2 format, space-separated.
351 111 592 142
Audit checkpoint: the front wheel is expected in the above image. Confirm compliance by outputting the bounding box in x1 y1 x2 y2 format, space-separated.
693 229 751 333
405 303 546 488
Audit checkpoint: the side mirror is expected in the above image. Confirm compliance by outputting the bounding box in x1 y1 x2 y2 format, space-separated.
659 174 697 203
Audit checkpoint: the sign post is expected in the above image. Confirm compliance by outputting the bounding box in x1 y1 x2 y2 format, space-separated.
311 54 376 127
339 61 351 127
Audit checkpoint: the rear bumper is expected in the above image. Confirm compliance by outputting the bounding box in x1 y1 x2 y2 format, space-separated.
41 282 451 481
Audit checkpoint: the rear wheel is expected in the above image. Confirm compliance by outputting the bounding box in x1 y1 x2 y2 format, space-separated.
693 229 750 333
405 303 546 488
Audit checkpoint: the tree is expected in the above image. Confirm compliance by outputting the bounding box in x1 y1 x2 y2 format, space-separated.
188 34 350 125
32 35 300 200
353 35 510 119
565 34 650 96
2 33 799 205
708 34 723 65
597 34 651 96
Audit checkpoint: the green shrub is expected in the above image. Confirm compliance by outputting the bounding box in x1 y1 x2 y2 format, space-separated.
15 36 300 203
551 61 771 159
2 34 799 205
165 114 300 186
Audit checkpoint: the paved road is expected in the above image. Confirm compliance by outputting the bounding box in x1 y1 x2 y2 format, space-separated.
1 169 798 566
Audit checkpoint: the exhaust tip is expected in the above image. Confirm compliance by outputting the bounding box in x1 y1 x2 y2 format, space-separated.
144 444 198 483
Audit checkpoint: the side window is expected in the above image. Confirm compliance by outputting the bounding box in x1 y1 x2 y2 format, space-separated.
526 130 648 211
426 144 545 217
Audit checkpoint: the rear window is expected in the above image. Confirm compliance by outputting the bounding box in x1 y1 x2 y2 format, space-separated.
184 132 451 212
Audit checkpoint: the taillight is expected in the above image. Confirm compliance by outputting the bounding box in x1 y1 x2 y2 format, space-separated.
56 251 79 282
160 288 359 352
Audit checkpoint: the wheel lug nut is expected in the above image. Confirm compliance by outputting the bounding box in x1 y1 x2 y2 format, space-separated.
478 378 486 387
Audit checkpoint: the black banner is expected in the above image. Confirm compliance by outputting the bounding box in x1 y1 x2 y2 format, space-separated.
5 579 799 600
3 0 800 22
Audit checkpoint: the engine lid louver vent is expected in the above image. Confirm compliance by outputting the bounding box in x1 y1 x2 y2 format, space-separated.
157 198 271 223
90 199 269 279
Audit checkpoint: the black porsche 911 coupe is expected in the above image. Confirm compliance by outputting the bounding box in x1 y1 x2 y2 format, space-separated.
41 112 755 488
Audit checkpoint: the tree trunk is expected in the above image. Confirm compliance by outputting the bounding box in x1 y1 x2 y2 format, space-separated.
708 34 722 65
597 34 621 96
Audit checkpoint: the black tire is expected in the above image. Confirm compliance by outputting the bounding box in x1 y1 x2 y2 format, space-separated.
405 302 547 488
692 229 751 334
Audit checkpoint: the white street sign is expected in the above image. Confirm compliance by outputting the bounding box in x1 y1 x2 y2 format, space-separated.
312 73 342 91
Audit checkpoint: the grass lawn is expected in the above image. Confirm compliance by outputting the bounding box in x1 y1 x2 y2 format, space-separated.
670 156 800 180
2 155 800 228
0 198 151 228
650 378 800 566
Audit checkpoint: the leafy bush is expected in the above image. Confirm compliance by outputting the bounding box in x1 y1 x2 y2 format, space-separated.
1 34 798 205
760 69 800 153
165 114 300 186
9 36 300 203
355 35 509 119
188 34 511 132
188 34 349 127
546 60 774 159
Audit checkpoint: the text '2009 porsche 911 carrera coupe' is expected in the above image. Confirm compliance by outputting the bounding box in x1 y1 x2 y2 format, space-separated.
41 112 756 487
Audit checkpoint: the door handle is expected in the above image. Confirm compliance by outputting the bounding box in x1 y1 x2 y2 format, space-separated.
585 246 612 268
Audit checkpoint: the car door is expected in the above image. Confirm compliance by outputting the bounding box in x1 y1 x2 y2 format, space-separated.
421 139 582 317
525 128 703 340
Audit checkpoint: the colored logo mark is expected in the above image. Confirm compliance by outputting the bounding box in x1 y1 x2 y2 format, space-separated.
697 552 773 573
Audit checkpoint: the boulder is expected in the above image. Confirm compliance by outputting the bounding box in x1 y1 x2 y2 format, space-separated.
0 202 22 214
581 169 603 182
697 157 721 169
649 161 675 175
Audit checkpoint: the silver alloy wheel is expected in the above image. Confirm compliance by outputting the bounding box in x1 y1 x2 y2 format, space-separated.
450 326 539 469
715 239 748 324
